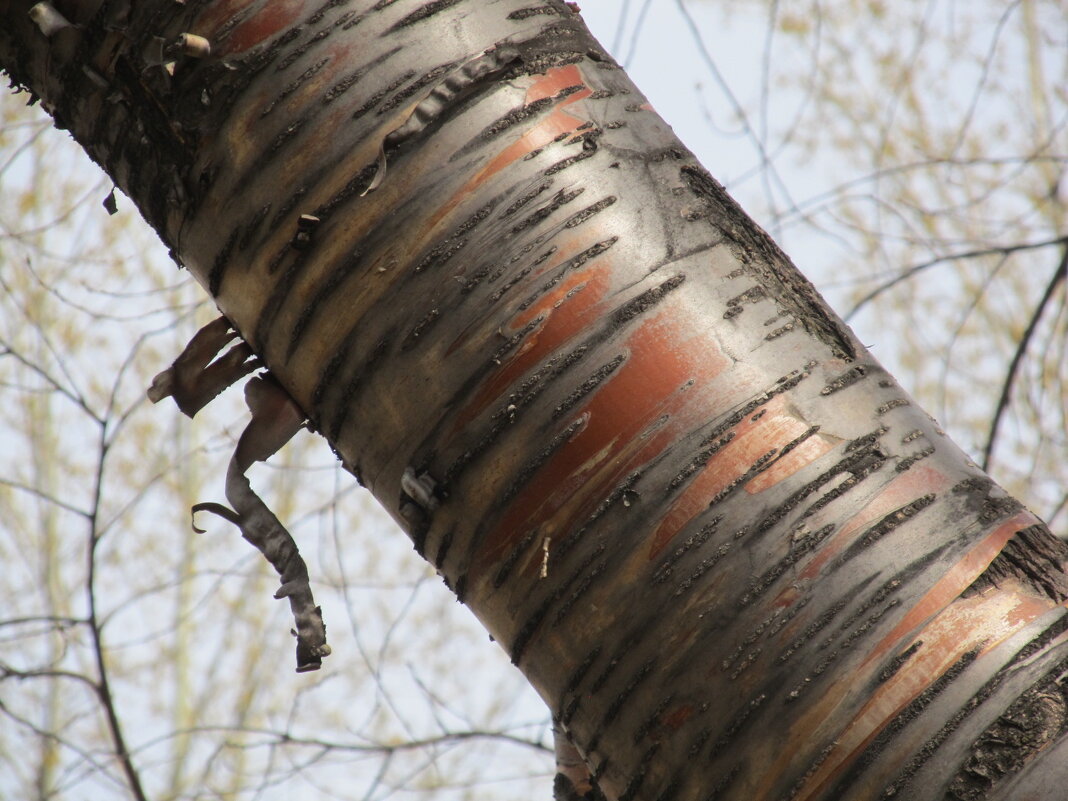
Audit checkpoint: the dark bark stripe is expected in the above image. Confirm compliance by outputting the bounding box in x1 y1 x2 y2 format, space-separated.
820 650 981 799
351 70 416 118
552 470 644 564
882 648 1068 799
208 229 240 296
493 528 541 589
705 694 768 761
307 0 357 25
833 494 937 568
377 60 458 115
440 346 589 485
507 5 567 20
512 187 585 233
322 45 400 105
737 524 834 608
552 354 626 419
877 640 923 683
390 0 466 30
289 249 365 356
964 524 1068 603
261 57 330 117
459 274 692 576
820 364 870 395
616 743 659 801
895 445 936 472
777 599 850 666
680 165 856 360
550 557 609 626
518 237 618 310
941 678 1067 800
781 595 901 692
651 516 723 585
563 194 616 228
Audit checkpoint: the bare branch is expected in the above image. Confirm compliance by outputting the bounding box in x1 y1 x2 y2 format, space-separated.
846 236 1068 320
982 246 1068 470
0 477 92 518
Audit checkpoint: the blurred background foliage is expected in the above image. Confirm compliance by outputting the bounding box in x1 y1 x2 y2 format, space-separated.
0 1 1064 799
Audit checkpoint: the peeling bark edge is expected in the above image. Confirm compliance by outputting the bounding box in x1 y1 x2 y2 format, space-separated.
963 524 1068 603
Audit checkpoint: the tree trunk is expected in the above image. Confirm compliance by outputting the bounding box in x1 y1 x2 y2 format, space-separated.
4 1 1068 798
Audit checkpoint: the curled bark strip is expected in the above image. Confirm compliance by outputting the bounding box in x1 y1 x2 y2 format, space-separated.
236 373 306 470
361 43 520 196
148 316 260 417
190 501 239 532
191 374 330 673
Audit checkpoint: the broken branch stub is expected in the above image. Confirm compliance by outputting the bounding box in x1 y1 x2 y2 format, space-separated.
147 315 260 417
191 373 329 672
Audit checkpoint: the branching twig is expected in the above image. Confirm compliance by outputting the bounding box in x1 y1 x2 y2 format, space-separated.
846 235 1068 320
982 246 1068 470
86 422 149 801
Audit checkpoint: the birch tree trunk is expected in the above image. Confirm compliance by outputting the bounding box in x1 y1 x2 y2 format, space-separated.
3 1 1068 799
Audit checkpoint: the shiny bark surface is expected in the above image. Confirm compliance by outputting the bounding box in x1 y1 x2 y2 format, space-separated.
4 1 1068 798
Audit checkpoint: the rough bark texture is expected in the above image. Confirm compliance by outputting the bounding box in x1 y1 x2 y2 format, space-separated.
4 1 1068 799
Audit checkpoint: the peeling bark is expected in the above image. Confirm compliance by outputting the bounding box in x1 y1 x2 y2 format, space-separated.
148 316 259 417
193 373 329 673
150 315 327 671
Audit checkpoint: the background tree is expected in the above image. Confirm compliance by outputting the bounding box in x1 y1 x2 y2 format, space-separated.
0 1 1064 800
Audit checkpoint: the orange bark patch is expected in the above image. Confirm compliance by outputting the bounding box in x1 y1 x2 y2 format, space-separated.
661 704 695 731
475 302 728 573
526 65 588 104
198 0 306 56
442 228 595 350
647 398 818 560
788 569 1059 799
450 257 614 430
860 510 1042 669
745 433 834 494
763 510 1052 801
444 65 593 211
793 464 950 584
512 264 601 330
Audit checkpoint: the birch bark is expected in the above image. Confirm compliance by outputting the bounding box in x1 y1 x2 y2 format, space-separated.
3 1 1067 798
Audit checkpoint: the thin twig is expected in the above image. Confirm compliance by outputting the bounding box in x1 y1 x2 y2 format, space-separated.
846 235 1068 321
982 246 1068 470
86 421 149 801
